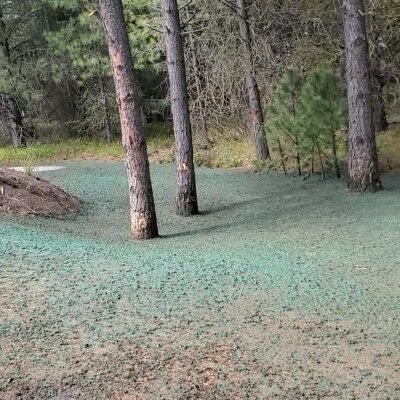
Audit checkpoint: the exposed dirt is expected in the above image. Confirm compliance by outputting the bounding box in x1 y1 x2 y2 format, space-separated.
2 315 397 399
0 168 80 217
0 162 399 399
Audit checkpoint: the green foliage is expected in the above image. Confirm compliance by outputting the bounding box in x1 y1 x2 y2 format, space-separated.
23 158 36 176
0 0 51 121
267 69 304 173
298 66 347 177
38 0 164 138
268 69 303 146
267 66 347 176
45 10 109 84
44 0 160 83
298 66 347 148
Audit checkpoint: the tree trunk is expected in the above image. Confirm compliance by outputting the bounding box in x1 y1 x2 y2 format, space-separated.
277 138 286 175
0 94 26 147
99 74 113 142
235 0 269 160
99 0 158 239
342 0 382 192
316 138 326 179
161 0 198 216
370 42 389 135
0 11 26 148
295 145 301 176
185 6 210 144
332 131 341 178
311 144 315 174
371 75 388 134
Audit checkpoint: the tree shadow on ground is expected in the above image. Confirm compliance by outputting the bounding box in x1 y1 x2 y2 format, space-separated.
163 194 327 239
163 173 400 240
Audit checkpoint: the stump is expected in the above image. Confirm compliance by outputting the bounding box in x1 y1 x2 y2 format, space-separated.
0 168 80 217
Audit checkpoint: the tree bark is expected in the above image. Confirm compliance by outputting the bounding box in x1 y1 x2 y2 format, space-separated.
161 0 198 216
369 37 389 135
277 138 286 175
99 0 158 239
316 138 326 180
235 0 269 160
342 0 382 192
0 93 26 147
295 144 301 176
98 74 113 142
0 15 25 148
371 74 388 134
332 131 341 179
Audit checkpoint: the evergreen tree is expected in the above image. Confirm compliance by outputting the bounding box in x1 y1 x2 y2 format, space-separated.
267 69 303 175
0 0 52 146
299 66 347 178
44 0 162 139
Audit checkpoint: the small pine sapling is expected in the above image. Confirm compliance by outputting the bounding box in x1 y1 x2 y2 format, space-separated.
299 66 347 178
267 69 304 176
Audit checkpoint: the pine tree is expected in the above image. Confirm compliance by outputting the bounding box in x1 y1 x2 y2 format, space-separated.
299 66 347 178
44 0 161 139
267 69 303 175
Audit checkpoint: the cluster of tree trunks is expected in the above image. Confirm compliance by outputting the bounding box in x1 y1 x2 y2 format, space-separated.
98 0 388 239
101 0 200 239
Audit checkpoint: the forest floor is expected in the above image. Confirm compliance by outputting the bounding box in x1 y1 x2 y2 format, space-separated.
0 161 399 399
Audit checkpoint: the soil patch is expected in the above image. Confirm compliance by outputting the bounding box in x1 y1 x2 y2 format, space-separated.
0 168 80 217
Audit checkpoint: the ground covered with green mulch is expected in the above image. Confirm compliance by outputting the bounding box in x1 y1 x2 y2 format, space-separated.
0 162 399 399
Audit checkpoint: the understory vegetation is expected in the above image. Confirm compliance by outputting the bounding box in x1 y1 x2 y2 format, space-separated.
1 123 399 175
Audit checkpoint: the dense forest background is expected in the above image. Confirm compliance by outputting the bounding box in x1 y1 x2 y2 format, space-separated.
0 0 399 173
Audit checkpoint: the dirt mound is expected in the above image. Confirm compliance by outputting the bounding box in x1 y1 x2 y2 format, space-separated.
0 168 80 217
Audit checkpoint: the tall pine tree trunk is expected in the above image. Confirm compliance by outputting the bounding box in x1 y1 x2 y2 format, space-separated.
235 0 269 160
342 0 382 192
99 0 158 239
161 0 198 216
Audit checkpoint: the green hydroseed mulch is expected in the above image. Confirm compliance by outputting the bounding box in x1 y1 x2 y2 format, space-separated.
1 161 399 399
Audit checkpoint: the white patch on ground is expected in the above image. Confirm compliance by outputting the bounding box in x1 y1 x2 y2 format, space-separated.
9 166 65 172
